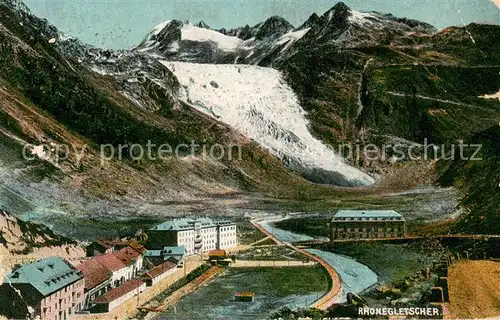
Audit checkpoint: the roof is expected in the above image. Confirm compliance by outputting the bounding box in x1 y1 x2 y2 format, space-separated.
144 250 163 257
151 218 235 231
4 257 83 296
90 240 146 254
208 250 227 257
91 279 144 304
94 253 127 272
143 261 177 279
127 241 147 254
235 292 255 297
333 210 404 220
144 246 185 259
76 260 112 290
153 218 195 231
217 220 234 226
162 246 186 256
114 247 141 266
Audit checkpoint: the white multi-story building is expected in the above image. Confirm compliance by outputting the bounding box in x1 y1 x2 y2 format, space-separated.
217 220 238 250
147 218 238 254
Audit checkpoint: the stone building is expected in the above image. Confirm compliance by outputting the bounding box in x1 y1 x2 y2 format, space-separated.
0 257 85 320
330 210 406 240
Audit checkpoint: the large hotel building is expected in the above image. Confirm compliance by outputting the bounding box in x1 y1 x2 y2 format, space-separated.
0 257 85 320
147 218 237 254
330 210 406 240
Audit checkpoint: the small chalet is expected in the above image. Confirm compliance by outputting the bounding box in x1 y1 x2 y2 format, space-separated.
235 291 255 302
86 240 125 256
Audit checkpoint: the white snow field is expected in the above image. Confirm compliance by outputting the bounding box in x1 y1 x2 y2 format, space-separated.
162 61 374 186
181 24 242 51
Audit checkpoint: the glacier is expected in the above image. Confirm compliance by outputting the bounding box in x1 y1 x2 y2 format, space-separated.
162 61 374 186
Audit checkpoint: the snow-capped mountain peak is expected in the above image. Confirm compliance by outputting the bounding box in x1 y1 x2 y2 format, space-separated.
299 2 436 47
153 20 172 35
196 20 211 29
254 15 295 40
135 20 245 60
181 23 242 50
134 16 310 64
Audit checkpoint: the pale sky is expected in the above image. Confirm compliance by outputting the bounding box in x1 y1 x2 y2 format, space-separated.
24 0 500 49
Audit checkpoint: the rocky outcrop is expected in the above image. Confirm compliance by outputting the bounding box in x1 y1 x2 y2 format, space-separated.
0 210 76 254
0 210 85 284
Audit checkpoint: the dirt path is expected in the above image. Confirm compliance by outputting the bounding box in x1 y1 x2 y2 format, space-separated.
448 260 500 319
385 91 488 109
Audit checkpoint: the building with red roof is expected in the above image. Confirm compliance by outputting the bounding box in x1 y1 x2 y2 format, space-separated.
114 246 143 278
94 253 133 288
86 239 124 256
141 261 177 287
76 260 112 310
90 279 146 313
86 239 147 257
126 240 147 255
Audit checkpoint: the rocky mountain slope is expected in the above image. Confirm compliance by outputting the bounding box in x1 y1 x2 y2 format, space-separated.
0 0 320 209
438 125 500 234
0 209 75 253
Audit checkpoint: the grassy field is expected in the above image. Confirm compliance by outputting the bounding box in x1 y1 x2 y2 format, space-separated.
237 220 268 245
274 217 330 238
154 266 329 320
236 266 329 297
